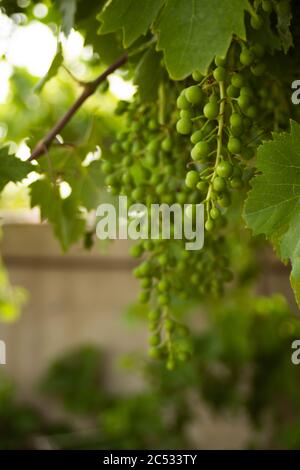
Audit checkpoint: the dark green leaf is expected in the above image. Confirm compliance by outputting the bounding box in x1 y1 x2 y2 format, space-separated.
0 147 33 192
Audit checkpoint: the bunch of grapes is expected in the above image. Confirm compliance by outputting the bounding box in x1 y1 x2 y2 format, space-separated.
101 90 233 369
176 39 273 232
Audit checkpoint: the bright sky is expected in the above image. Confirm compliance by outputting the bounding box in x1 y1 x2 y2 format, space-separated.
0 10 135 103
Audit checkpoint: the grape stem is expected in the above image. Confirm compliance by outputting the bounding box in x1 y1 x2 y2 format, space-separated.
206 81 226 204
28 53 128 161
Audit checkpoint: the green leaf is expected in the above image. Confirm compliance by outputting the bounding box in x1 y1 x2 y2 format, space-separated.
34 44 63 93
156 0 247 80
30 179 85 251
244 121 300 306
134 47 164 101
55 0 77 36
98 0 164 48
0 147 33 192
70 160 104 211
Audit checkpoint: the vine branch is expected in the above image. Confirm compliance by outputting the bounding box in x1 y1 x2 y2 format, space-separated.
28 53 128 161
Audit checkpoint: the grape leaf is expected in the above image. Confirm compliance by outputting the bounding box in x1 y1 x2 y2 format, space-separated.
34 44 63 93
134 47 164 101
244 121 300 306
55 0 77 36
30 179 85 251
98 0 164 48
156 0 247 80
0 147 33 191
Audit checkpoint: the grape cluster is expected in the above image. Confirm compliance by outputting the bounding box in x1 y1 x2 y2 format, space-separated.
101 91 233 369
176 40 269 232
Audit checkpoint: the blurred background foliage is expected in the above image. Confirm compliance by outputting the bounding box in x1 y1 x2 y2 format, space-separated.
1 291 300 450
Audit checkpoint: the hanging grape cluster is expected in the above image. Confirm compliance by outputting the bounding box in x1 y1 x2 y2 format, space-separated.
101 90 233 369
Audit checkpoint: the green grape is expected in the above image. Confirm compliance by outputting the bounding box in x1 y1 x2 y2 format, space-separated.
185 170 199 189
262 0 272 12
203 101 219 120
130 244 144 258
213 66 227 82
161 136 172 152
213 176 227 192
227 85 240 98
102 161 113 174
205 219 214 231
192 70 203 82
231 73 244 88
251 63 266 76
176 118 192 135
185 85 203 104
215 55 226 67
228 137 242 154
177 94 190 110
230 177 243 189
240 48 254 66
191 141 210 160
191 130 203 144
216 161 233 178
250 43 265 58
196 180 209 192
217 192 231 208
210 207 221 219
180 109 193 119
245 105 257 119
237 94 251 110
230 113 243 128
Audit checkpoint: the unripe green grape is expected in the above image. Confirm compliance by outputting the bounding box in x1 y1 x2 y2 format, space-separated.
205 219 214 231
230 177 243 189
216 161 233 178
139 290 150 303
251 63 266 76
148 347 161 359
245 105 257 119
132 187 144 200
213 176 227 192
130 244 144 258
148 119 158 131
147 139 159 153
210 207 221 220
250 43 265 59
192 70 203 82
158 253 168 266
141 278 151 289
185 85 203 105
228 137 242 154
226 85 239 98
157 279 168 292
102 161 113 174
156 183 166 195
232 165 242 178
230 113 243 128
240 86 254 97
165 318 175 332
177 93 190 110
148 309 161 322
145 153 158 167
149 333 160 346
231 73 244 88
158 294 169 306
190 130 203 144
166 358 175 371
237 94 251 110
180 109 193 119
262 0 272 12
161 136 172 152
218 192 231 208
240 48 254 66
231 125 243 137
215 55 226 67
213 66 227 82
185 170 199 188
250 14 263 30
176 118 192 135
191 141 210 160
105 175 116 186
196 180 209 192
176 191 187 204
203 101 219 120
